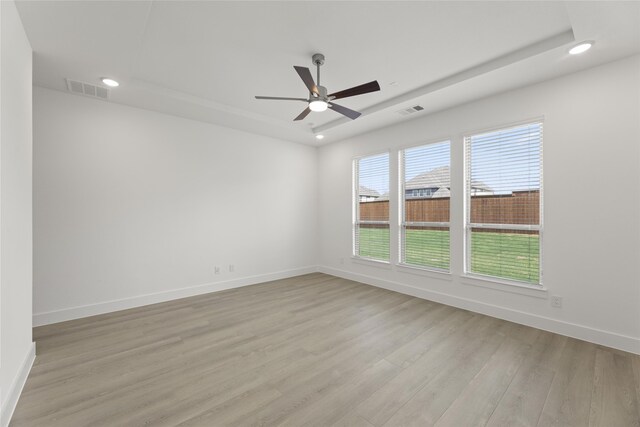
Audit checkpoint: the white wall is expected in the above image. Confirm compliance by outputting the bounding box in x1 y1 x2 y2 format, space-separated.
0 0 34 425
32 87 318 324
318 55 640 354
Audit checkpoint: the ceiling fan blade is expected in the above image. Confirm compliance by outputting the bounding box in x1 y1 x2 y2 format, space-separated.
328 80 380 100
255 96 308 101
293 66 319 95
328 103 362 120
293 107 312 121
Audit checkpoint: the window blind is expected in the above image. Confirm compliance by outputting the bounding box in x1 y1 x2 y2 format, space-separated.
400 141 450 271
465 122 542 284
353 153 389 262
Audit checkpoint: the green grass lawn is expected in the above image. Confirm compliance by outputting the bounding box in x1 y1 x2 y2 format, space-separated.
357 227 539 284
470 230 539 283
357 227 390 261
404 229 450 270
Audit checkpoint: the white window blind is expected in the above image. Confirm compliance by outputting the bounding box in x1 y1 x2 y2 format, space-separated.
353 153 389 262
400 141 450 271
465 122 543 284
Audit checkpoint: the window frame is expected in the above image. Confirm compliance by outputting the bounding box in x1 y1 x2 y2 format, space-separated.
463 120 544 287
398 140 452 273
352 151 391 263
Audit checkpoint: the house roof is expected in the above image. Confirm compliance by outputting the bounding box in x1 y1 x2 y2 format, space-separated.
405 166 491 191
432 187 451 198
359 185 380 198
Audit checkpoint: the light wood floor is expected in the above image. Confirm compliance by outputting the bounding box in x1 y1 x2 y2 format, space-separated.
11 273 640 426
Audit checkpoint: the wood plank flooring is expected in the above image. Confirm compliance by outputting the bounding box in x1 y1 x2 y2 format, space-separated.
10 273 640 426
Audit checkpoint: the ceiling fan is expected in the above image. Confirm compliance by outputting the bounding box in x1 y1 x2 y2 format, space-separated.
255 53 380 121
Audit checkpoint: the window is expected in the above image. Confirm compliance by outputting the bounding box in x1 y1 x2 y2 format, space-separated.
465 122 542 285
353 153 389 262
400 141 450 271
405 188 437 199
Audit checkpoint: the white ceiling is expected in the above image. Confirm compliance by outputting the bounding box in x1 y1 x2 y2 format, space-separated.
16 1 640 145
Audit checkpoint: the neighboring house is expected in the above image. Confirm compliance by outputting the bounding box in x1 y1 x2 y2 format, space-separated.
359 185 380 202
405 166 492 198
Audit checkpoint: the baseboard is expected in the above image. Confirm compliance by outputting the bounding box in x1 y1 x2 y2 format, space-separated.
319 266 640 355
1 342 36 427
33 266 319 327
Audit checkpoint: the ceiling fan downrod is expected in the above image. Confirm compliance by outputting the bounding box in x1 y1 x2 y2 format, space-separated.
312 53 325 94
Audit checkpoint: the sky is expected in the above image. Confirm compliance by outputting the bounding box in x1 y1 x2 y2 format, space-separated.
358 123 541 196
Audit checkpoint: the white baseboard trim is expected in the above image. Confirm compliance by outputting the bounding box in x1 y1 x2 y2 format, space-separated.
319 266 640 355
33 266 319 327
1 342 36 427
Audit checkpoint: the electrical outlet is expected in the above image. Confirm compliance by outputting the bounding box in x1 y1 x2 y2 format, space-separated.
214 266 220 275
229 264 234 272
550 296 563 308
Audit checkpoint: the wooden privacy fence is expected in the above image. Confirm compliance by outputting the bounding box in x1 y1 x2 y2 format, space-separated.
359 191 539 232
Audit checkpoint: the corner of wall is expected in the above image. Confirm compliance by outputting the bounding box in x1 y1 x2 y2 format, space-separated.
0 343 35 427
1 1 35 425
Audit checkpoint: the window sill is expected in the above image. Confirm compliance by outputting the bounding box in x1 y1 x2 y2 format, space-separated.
396 264 453 281
351 256 392 270
460 274 548 299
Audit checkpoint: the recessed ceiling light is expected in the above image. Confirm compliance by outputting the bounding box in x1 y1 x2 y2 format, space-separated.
101 78 119 87
569 42 593 55
315 134 324 140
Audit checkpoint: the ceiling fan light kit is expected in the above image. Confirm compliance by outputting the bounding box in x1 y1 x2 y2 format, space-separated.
309 99 328 112
255 53 380 121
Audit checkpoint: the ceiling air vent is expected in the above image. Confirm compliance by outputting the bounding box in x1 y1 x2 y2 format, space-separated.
66 79 110 100
396 105 424 116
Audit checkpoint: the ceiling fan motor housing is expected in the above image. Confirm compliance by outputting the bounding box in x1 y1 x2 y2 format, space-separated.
314 85 328 100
